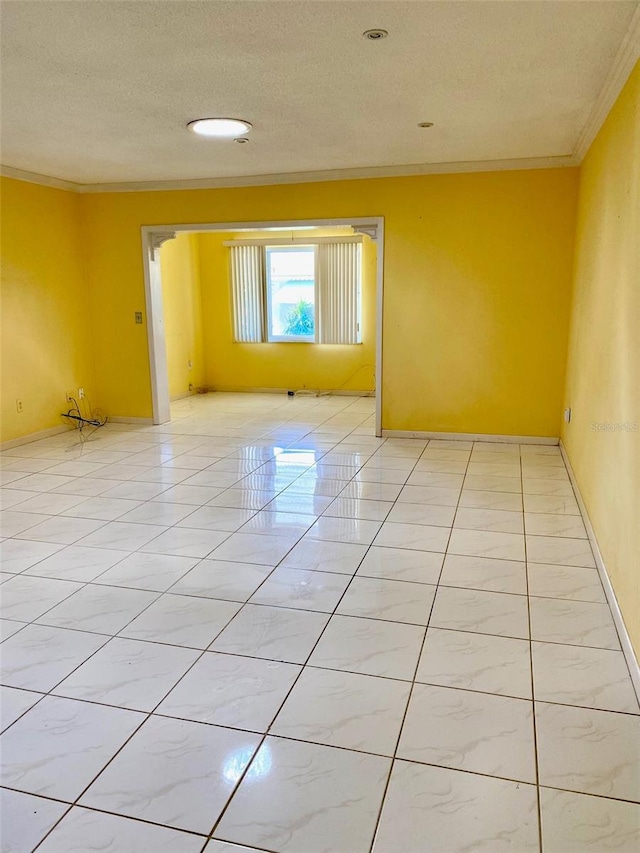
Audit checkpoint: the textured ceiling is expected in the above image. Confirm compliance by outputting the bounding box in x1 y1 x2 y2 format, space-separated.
1 0 638 186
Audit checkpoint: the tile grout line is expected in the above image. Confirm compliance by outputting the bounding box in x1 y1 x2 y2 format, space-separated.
522 443 544 853
6 634 638 725
366 435 469 853
7 765 640 819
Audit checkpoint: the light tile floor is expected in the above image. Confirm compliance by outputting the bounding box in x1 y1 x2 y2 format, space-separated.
1 392 639 852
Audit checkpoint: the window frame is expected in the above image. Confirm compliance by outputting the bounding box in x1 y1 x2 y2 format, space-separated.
265 244 318 344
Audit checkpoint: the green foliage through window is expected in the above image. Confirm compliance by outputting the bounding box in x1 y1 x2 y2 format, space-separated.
283 300 315 337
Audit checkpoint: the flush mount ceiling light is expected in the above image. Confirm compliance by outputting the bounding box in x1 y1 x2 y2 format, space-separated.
187 118 252 138
363 28 388 40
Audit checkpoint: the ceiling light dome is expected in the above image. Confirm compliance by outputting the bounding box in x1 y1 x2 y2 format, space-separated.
187 118 252 138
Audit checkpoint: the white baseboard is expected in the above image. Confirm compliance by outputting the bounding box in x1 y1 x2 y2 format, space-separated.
560 440 640 702
0 424 71 451
381 429 559 445
107 416 154 425
169 392 194 402
208 385 371 397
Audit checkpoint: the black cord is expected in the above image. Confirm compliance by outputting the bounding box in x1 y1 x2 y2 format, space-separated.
61 395 107 440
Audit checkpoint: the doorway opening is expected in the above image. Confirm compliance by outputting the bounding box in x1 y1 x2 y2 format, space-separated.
141 218 384 435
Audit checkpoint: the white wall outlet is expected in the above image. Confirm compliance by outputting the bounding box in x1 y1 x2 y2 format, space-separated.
78 388 85 399
16 399 23 413
134 311 143 324
564 407 572 423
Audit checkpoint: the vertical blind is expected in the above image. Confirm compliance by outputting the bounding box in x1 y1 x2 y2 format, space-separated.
230 245 265 342
317 242 361 344
230 240 362 343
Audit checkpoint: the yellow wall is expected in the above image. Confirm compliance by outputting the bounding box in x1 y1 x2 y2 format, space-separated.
0 177 95 443
80 167 578 433
562 62 640 650
159 233 205 399
198 229 376 393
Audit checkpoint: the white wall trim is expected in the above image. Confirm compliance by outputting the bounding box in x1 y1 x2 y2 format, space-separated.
382 429 559 445
1 155 577 196
141 235 172 426
559 440 640 702
374 219 384 438
149 218 383 234
573 5 640 161
107 416 154 425
0 165 81 192
222 235 364 247
207 385 372 397
0 425 71 451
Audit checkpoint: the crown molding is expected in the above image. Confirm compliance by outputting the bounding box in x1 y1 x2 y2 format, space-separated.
71 155 579 193
0 155 577 196
574 4 640 161
0 164 81 192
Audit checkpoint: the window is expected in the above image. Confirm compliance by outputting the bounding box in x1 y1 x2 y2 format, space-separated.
266 246 316 342
229 240 362 344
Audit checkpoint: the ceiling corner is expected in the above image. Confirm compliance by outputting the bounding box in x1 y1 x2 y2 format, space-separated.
573 2 640 162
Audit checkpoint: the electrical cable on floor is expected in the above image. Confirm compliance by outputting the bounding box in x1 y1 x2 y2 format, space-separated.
61 394 108 443
291 363 376 398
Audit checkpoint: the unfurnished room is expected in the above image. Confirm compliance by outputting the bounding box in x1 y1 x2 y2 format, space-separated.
0 1 639 851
